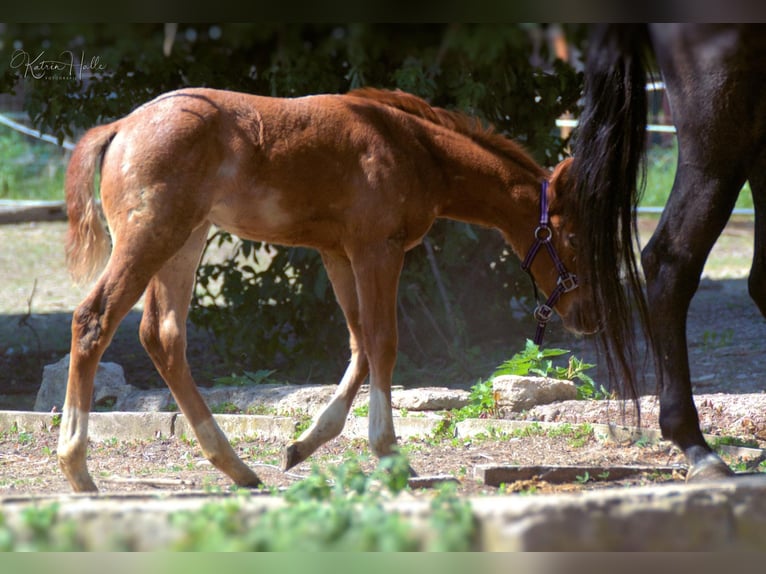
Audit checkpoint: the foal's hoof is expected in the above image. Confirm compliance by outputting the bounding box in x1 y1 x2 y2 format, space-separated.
235 474 266 489
281 442 306 471
685 453 735 483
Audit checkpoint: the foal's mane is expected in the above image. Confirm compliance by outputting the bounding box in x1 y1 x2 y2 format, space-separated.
348 88 545 177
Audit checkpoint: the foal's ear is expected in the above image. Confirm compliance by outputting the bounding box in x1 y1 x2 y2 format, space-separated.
548 157 574 210
550 157 574 191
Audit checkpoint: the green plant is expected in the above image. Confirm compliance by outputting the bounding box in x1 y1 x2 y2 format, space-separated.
567 423 594 448
211 402 240 414
430 377 501 442
352 404 369 417
491 340 607 400
170 450 475 551
245 404 278 416
16 431 34 445
575 471 591 484
292 410 313 439
465 379 497 418
701 329 735 351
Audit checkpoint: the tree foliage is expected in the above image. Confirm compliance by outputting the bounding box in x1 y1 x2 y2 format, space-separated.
1 23 585 380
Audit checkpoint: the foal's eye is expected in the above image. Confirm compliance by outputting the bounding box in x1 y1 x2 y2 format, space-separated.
567 233 578 248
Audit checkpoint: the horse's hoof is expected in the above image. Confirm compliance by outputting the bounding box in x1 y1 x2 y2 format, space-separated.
686 452 735 482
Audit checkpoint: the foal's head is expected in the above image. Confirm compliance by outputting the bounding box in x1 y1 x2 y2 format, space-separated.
526 157 599 337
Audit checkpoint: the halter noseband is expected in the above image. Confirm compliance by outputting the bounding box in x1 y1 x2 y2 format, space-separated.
521 180 578 346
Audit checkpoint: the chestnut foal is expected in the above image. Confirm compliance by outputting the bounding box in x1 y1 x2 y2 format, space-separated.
59 87 591 491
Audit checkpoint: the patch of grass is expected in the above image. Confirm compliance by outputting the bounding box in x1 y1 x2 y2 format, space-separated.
644 143 753 211
711 435 760 450
162 401 179 413
245 404 279 416
0 128 68 201
352 404 369 417
701 328 734 351
213 369 280 387
211 401 240 414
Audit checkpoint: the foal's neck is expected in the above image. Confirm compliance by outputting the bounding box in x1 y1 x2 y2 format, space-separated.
437 152 545 256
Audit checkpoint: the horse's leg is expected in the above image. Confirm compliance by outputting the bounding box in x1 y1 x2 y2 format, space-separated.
58 251 166 492
747 152 766 318
282 251 370 470
139 223 262 487
642 165 743 481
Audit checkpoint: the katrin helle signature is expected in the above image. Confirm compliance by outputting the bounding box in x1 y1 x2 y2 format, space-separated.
10 49 106 80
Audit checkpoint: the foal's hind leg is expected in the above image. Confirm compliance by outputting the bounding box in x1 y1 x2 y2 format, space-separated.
140 223 261 487
58 253 162 492
282 251 370 470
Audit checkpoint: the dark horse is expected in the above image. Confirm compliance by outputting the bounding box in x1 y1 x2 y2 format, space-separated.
573 24 766 480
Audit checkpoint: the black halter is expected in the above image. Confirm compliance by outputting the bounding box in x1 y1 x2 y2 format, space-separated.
521 180 578 346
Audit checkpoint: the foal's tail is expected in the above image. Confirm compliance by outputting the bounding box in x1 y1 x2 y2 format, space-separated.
571 24 654 403
65 123 118 285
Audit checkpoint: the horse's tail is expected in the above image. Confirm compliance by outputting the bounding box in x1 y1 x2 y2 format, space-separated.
65 123 118 285
571 24 653 405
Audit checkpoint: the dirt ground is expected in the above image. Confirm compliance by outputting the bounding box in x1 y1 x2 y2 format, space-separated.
1 217 766 498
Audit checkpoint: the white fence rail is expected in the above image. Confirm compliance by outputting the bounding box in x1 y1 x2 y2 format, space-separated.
0 113 75 150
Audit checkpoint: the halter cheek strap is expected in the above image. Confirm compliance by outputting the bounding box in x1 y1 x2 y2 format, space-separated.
521 180 578 346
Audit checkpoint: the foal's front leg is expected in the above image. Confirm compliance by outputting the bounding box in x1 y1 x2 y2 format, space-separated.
282 243 405 470
282 252 369 470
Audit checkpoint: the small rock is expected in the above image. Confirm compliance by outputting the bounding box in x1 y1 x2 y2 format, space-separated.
391 388 470 411
35 354 137 412
492 375 578 413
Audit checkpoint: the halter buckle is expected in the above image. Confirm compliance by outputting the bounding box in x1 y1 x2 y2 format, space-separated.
557 272 578 293
533 304 554 323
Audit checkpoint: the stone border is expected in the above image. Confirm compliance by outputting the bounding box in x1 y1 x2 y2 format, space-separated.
4 410 765 461
2 475 766 550
4 409 766 550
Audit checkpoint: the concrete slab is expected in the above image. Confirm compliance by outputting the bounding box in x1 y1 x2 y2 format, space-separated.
342 414 443 440
173 413 296 441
